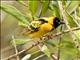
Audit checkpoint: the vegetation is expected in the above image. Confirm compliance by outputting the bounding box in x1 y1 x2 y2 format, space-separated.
1 0 80 60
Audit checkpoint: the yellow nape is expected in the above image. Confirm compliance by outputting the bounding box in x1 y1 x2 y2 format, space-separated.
48 17 55 25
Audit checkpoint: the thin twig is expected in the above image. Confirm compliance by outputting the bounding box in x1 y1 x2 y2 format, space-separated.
3 27 80 60
57 25 64 60
12 36 20 60
56 2 65 60
51 53 57 60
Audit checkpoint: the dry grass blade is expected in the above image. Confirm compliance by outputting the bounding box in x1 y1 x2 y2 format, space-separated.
12 36 20 60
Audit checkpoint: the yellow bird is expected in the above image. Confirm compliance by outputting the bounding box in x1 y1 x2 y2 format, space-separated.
24 17 64 38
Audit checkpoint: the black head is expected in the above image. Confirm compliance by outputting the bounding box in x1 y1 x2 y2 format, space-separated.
53 17 61 28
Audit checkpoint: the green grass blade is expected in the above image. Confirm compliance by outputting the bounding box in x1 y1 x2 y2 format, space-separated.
39 1 50 17
66 1 79 14
64 11 77 27
0 3 30 26
49 3 60 19
29 0 38 17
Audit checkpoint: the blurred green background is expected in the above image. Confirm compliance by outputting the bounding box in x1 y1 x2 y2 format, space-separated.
1 0 80 60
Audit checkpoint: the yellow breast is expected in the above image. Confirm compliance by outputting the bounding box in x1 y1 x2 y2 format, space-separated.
29 23 53 38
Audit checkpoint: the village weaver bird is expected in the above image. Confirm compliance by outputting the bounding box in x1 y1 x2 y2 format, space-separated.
23 17 64 38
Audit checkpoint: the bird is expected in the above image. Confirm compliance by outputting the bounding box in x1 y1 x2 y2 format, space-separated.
23 16 64 38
